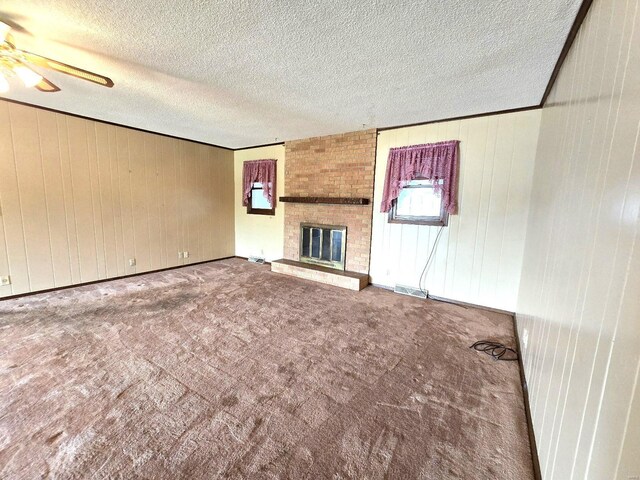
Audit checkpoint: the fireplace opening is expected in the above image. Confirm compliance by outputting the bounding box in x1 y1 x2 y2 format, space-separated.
300 223 346 270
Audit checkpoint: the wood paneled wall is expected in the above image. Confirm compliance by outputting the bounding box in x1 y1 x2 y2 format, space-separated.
0 101 235 298
516 0 640 478
370 109 541 311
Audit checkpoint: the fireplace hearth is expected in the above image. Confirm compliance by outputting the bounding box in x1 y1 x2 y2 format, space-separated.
299 223 346 270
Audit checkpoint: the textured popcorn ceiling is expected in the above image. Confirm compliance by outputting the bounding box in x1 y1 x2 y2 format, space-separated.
0 0 581 149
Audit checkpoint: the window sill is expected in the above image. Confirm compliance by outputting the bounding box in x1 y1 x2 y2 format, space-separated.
247 207 275 216
388 218 447 227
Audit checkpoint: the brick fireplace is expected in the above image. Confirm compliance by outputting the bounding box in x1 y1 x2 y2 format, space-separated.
282 129 377 275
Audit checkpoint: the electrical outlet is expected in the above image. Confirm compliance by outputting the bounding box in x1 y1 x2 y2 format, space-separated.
129 258 136 267
0 275 10 286
178 252 184 259
522 328 529 349
184 251 189 258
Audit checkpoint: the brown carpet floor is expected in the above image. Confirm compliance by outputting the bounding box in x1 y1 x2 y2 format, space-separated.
0 258 533 479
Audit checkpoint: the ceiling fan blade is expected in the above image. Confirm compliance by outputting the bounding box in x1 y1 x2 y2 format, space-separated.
21 51 114 88
4 32 16 48
35 76 61 93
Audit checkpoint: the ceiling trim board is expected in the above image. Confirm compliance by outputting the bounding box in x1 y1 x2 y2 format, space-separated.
539 0 594 106
0 97 234 151
234 141 285 151
376 105 542 133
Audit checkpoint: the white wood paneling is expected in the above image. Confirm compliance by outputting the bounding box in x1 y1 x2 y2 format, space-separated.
370 109 541 311
0 101 235 298
516 0 640 478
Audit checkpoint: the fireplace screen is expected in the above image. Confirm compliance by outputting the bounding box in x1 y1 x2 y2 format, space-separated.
300 223 346 270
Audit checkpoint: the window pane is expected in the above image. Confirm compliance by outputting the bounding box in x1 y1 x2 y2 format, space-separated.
311 228 321 258
251 188 272 209
331 230 343 261
321 229 331 261
302 227 310 257
396 182 442 217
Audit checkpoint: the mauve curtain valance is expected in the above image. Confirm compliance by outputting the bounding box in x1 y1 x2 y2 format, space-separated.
380 140 460 214
242 159 277 207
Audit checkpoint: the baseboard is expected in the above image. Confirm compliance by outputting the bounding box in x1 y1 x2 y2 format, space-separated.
370 283 515 316
513 315 543 480
426 294 515 316
0 256 236 301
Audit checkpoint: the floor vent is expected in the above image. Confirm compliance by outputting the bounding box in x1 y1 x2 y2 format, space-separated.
248 256 265 264
394 284 427 299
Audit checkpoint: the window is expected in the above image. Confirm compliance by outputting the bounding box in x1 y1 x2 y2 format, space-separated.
247 182 275 215
242 159 276 214
388 178 448 226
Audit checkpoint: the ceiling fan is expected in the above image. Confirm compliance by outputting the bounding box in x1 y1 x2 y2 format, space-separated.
0 21 113 93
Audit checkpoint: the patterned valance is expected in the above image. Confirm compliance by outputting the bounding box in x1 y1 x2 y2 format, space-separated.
380 140 459 214
242 159 277 207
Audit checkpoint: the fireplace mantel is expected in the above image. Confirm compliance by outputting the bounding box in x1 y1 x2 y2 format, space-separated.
279 196 369 205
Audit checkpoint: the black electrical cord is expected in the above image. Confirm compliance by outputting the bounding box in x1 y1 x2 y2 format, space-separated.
418 226 445 297
470 341 518 361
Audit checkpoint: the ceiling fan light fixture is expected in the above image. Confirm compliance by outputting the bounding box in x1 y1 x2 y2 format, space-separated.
0 71 9 93
0 20 113 93
14 65 42 88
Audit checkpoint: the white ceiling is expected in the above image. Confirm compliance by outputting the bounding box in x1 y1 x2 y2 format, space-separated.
0 0 581 149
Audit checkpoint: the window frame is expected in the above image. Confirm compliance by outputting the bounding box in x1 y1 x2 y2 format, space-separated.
387 178 449 226
247 183 275 216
